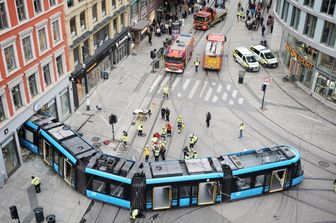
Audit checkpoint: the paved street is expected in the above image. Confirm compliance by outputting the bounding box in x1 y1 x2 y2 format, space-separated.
1 0 336 222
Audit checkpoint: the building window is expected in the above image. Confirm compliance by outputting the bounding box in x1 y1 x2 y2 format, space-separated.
140 0 146 9
113 18 117 33
28 74 38 97
131 2 138 18
11 84 23 110
281 1 289 20
303 14 317 38
303 0 314 7
102 0 106 16
33 0 43 14
70 17 76 37
4 45 17 72
2 136 20 175
52 19 61 44
112 0 116 9
16 0 26 21
290 6 300 30
0 94 6 121
22 35 34 62
67 0 73 7
73 47 79 65
49 0 56 7
92 4 97 22
120 14 124 28
321 0 335 15
43 63 52 86
321 21 336 47
38 27 48 53
0 1 9 30
56 54 64 76
60 89 70 116
80 11 86 30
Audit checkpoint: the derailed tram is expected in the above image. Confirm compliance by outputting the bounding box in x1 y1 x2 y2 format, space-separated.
19 114 304 211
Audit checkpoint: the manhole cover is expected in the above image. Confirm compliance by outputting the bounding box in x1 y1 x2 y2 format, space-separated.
318 161 329 168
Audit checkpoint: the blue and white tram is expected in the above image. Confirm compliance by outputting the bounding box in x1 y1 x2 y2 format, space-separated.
19 114 304 212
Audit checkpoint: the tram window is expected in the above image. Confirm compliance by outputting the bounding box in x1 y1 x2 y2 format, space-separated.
92 180 106 193
179 186 191 198
255 175 265 187
110 183 124 198
146 190 152 203
25 129 34 143
191 186 198 198
172 187 178 200
236 177 251 190
295 161 302 177
53 151 59 165
265 174 271 185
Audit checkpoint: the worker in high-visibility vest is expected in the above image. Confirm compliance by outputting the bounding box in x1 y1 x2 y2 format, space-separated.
177 115 183 133
137 123 143 136
144 145 150 162
163 85 170 99
153 146 160 161
130 209 139 219
31 176 41 193
121 131 128 148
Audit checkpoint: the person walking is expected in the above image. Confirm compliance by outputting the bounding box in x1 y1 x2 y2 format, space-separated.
31 176 41 193
144 145 150 162
260 16 264 26
194 58 200 72
161 107 166 120
160 142 166 161
153 146 160 161
121 131 128 148
192 150 198 159
137 122 143 136
189 134 198 149
183 146 189 158
148 31 152 46
206 112 211 128
86 95 90 111
165 107 170 121
163 85 170 99
161 126 167 141
239 123 244 138
177 115 183 133
261 24 266 36
166 122 172 137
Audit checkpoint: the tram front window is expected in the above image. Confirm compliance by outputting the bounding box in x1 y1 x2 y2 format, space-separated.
165 56 183 64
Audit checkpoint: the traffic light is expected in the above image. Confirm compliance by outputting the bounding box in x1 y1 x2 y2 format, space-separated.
150 49 157 60
261 84 267 92
109 114 118 124
9 205 19 220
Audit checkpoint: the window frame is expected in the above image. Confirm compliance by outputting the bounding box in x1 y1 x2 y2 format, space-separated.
49 0 57 8
15 0 28 22
1 37 20 76
0 0 10 31
92 3 98 23
54 49 66 77
36 24 50 55
80 11 86 31
41 58 54 88
321 0 335 15
92 179 106 193
33 0 44 15
20 31 35 65
0 89 8 122
8 77 26 111
51 17 62 46
101 0 106 16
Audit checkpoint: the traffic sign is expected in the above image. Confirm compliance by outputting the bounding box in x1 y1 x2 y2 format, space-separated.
264 76 271 85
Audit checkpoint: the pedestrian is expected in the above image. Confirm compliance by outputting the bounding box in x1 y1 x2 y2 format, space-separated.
153 146 160 161
86 95 90 111
177 115 183 133
270 23 274 34
160 142 166 161
165 107 170 121
121 131 128 148
183 146 189 158
144 145 150 162
166 122 172 137
31 176 41 193
261 25 265 36
137 122 143 136
239 123 244 138
260 16 264 26
189 134 198 149
161 126 167 141
266 3 271 13
163 85 170 99
148 31 152 46
194 58 200 72
206 112 211 128
161 107 166 119
192 150 198 159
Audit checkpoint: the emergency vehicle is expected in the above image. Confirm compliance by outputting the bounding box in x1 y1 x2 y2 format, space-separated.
164 34 194 74
193 7 227 30
203 33 225 71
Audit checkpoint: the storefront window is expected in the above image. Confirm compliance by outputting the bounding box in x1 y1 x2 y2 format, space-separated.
314 73 336 102
1 136 20 175
317 52 336 75
88 67 101 92
60 89 70 116
76 77 85 104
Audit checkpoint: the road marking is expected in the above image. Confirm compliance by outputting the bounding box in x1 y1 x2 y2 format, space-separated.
188 80 200 98
204 88 213 101
212 82 216 86
149 75 162 93
238 98 244 104
229 99 234 105
212 95 218 102
222 92 227 101
226 84 231 91
157 76 170 93
177 93 182 97
216 84 222 93
199 81 208 97
297 113 322 123
172 77 181 90
183 79 191 90
232 90 238 98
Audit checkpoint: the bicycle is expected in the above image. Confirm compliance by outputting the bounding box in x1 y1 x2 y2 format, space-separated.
282 74 297 82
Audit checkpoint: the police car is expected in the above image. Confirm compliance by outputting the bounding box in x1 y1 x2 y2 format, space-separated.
233 47 260 72
250 45 278 68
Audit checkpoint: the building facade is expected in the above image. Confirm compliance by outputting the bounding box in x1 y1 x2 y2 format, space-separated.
274 0 336 105
0 0 73 181
66 0 132 108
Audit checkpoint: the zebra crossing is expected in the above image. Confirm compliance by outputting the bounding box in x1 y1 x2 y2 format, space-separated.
149 75 245 106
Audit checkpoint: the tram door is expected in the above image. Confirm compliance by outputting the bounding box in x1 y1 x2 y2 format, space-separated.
64 159 74 186
198 182 217 205
269 169 287 192
152 186 172 210
42 140 52 166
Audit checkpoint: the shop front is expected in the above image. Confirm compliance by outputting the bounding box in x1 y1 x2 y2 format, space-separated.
71 29 131 109
0 135 20 177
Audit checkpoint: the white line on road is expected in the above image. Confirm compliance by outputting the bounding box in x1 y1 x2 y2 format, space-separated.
172 77 181 90
204 88 213 101
212 95 218 102
229 99 234 105
216 84 222 93
212 82 216 86
149 75 162 93
156 76 170 94
226 84 232 91
297 113 322 123
182 79 191 90
199 81 208 97
188 80 200 99
177 93 182 97
232 90 238 98
222 92 227 101
238 98 244 104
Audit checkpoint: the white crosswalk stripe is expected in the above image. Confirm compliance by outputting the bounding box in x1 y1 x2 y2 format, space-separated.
183 79 191 90
199 81 208 97
177 93 182 97
156 76 170 94
172 77 181 90
238 98 244 104
216 84 222 93
204 88 213 101
222 92 227 101
229 99 234 105
226 84 232 91
232 90 238 98
149 75 162 93
188 80 200 99
212 95 218 102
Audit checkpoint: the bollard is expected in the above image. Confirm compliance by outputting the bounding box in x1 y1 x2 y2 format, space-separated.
33 207 44 223
46 214 56 223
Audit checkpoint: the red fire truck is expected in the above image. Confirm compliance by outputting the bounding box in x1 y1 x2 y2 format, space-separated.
203 33 225 71
193 7 227 31
164 34 194 74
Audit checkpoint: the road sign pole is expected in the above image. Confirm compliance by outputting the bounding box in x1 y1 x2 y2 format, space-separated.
112 123 115 141
261 91 266 109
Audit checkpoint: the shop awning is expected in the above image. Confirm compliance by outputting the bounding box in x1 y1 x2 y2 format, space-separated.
131 20 151 31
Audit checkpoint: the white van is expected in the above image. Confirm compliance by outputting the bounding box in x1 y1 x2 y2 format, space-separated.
250 45 278 68
233 47 260 72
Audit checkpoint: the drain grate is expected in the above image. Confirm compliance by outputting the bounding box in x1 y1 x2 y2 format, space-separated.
318 161 329 168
